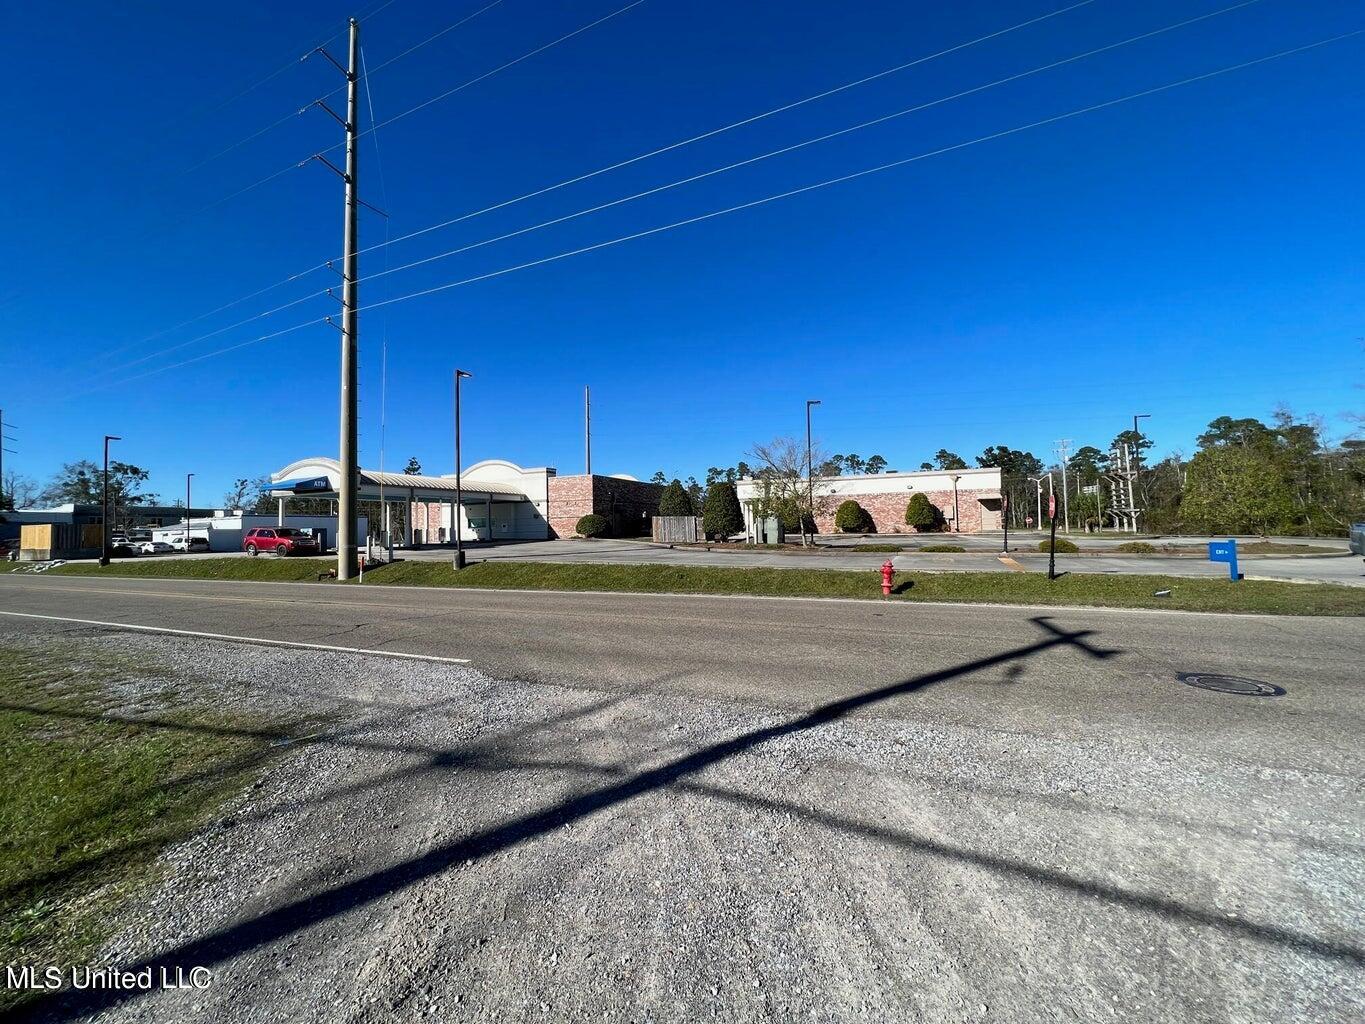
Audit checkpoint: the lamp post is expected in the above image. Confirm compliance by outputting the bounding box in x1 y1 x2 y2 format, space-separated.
99 435 121 566
184 472 194 549
805 399 820 545
453 369 473 570
1027 475 1043 531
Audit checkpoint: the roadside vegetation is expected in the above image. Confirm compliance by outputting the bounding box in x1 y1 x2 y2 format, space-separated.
0 642 285 1014
356 561 1365 615
11 556 335 581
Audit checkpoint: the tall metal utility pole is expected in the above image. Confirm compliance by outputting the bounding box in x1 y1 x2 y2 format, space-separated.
584 386 591 476
1054 439 1072 533
100 435 121 567
309 19 362 578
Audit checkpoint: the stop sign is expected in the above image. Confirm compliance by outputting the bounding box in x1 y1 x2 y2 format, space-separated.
1048 494 1056 519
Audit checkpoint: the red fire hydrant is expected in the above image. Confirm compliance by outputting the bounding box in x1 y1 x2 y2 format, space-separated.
880 559 895 596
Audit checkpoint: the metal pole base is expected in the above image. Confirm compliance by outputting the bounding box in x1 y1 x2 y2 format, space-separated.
454 550 466 570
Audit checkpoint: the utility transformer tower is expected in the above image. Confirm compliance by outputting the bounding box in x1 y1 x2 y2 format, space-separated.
1105 442 1142 532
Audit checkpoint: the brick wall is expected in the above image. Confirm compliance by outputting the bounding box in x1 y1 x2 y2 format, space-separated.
815 488 989 534
547 475 665 538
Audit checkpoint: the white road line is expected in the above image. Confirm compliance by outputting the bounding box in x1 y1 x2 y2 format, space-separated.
0 609 470 664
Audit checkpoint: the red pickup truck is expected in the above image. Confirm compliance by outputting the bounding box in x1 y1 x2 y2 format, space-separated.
242 527 320 557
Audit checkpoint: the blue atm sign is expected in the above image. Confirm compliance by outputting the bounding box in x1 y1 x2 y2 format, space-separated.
293 477 332 493
1208 540 1241 581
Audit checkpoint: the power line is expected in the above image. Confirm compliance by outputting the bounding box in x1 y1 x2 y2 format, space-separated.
108 0 645 357
181 0 505 177
94 0 1267 378
82 29 1361 396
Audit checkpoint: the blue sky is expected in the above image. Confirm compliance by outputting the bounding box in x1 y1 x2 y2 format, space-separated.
2 0 1362 503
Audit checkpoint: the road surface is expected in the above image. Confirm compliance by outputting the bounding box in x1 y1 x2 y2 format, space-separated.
1 575 1360 1023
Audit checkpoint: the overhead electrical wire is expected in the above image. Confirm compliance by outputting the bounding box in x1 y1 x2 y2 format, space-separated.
114 0 648 354
181 0 505 176
100 0 1265 377
112 0 1095 356
80 29 1362 397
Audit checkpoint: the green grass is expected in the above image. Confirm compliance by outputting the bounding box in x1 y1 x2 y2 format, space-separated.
355 560 1365 615
848 543 910 552
11 556 336 581
917 544 966 553
0 644 287 1014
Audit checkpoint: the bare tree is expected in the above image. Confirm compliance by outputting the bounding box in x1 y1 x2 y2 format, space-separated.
747 436 832 546
1 471 38 510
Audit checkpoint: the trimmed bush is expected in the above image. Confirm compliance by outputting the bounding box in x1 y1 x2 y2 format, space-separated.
575 514 609 538
702 481 744 540
1038 538 1080 553
834 499 874 533
904 493 941 531
919 544 965 553
1115 541 1156 554
658 480 694 517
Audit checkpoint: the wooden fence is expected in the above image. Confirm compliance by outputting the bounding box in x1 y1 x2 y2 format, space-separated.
652 516 702 543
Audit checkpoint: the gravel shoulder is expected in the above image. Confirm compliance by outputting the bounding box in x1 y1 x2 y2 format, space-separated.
9 620 1363 1024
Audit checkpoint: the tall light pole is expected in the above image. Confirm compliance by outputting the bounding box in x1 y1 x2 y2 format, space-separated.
184 472 194 548
453 369 473 570
1027 475 1043 530
100 435 121 566
805 399 820 544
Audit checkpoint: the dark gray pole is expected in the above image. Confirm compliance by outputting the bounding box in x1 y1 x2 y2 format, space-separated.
100 435 120 566
584 385 591 476
805 399 820 545
185 472 193 547
454 369 472 569
336 17 361 580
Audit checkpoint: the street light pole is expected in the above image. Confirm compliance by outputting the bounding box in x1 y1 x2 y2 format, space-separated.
185 473 194 548
805 399 820 545
1027 475 1043 530
100 435 121 566
453 369 473 570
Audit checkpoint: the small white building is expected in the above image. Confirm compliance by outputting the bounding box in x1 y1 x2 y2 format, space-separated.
151 511 368 553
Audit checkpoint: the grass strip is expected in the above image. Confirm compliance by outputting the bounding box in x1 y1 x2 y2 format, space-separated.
0 643 285 1014
8 556 335 581
358 560 1365 615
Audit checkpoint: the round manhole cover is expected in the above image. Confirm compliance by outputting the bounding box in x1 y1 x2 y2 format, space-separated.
1177 672 1285 697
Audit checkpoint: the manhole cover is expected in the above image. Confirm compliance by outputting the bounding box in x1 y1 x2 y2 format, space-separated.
1177 672 1285 697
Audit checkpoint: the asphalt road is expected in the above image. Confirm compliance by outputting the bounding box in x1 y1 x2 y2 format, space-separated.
3 576 1362 1022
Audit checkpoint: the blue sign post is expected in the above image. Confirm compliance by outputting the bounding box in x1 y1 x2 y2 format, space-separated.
1208 539 1241 581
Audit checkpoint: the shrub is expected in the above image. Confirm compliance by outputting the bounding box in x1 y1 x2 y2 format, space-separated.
773 497 815 534
658 480 694 517
575 514 609 538
834 499 873 533
1115 541 1156 554
1038 538 1079 553
702 481 744 539
919 544 965 553
904 493 941 531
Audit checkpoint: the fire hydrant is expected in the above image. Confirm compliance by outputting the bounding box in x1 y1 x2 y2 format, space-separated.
880 559 895 596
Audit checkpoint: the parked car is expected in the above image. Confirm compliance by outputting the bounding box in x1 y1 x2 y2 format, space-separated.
168 535 211 553
243 527 320 557
0 538 18 561
109 542 139 558
138 540 175 555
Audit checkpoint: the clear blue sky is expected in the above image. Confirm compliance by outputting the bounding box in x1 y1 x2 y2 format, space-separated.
2 0 1362 504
